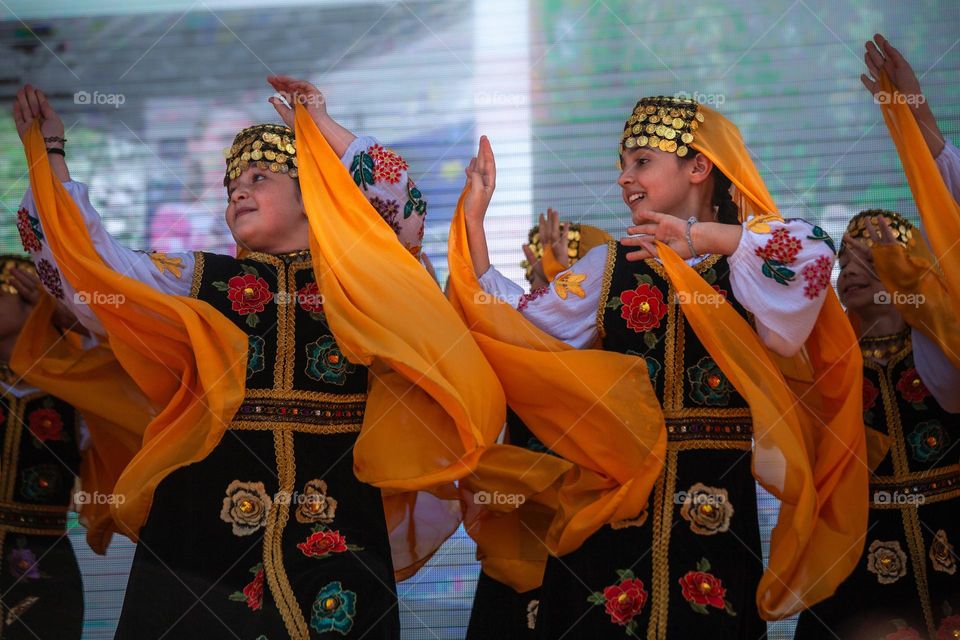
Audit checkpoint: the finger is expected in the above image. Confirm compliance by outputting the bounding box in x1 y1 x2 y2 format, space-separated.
16 89 31 125
626 224 657 236
268 97 294 126
479 135 496 190
877 217 897 244
864 51 882 80
12 100 23 125
560 222 570 245
864 219 882 245
37 90 56 120
25 85 41 119
522 244 537 263
620 235 654 247
630 209 663 225
860 74 879 96
624 248 652 262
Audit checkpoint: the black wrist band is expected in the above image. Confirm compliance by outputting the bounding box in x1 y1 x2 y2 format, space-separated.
46 147 65 157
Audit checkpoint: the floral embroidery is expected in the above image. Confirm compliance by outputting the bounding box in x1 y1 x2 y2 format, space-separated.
745 213 783 234
350 150 375 190
801 255 833 299
907 421 949 463
219 480 272 536
5 596 39 626
147 252 184 279
296 282 325 317
229 563 264 611
687 357 733 406
526 599 539 630
27 408 65 443
517 285 549 311
587 569 647 636
246 336 265 380
35 259 63 300
298 528 363 559
20 465 60 501
403 178 427 219
867 539 908 584
678 558 737 616
938 615 960 640
212 266 272 327
368 144 409 185
608 279 667 350
310 581 357 636
679 483 734 535
554 272 586 300
863 378 880 425
929 530 956 575
754 228 800 285
896 368 931 407
807 225 837 254
646 356 662 387
7 540 40 580
305 335 357 386
295 479 338 525
368 196 402 234
16 208 42 252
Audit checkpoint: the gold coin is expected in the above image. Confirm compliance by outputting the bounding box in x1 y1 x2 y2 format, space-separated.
658 139 670 152
250 149 263 161
264 150 277 161
292 157 298 167
656 124 669 137
628 115 638 125
645 105 655 114
663 128 676 140
638 113 647 122
695 111 705 122
649 114 660 124
279 164 289 173
666 140 677 152
648 135 661 148
677 145 689 157
624 137 637 148
669 109 679 117
681 132 694 144
289 168 298 179
261 132 271 142
252 140 263 150
672 117 684 129
286 144 296 154
637 135 649 147
632 124 642 134
276 153 287 163
241 151 251 162
645 124 656 134
269 162 280 172
689 120 699 131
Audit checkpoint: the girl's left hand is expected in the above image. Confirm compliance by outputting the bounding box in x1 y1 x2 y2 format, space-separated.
266 76 328 128
622 210 690 261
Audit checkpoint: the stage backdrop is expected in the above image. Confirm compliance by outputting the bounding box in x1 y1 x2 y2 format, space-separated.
0 1 957 638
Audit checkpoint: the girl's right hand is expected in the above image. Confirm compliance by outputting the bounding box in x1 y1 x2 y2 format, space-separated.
12 85 64 144
463 135 496 227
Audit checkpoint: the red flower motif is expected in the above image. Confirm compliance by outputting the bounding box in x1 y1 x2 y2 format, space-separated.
242 567 264 611
938 615 960 640
368 144 408 184
35 260 64 300
619 283 668 333
297 529 349 558
896 368 931 404
678 570 727 609
226 274 272 315
517 285 549 311
297 282 324 314
754 228 802 264
602 578 648 626
801 255 833 299
28 409 63 442
863 378 880 412
886 627 923 640
16 208 41 252
711 284 728 299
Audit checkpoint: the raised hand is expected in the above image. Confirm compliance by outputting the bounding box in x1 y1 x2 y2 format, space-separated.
622 210 689 261
463 135 496 227
12 85 64 144
539 208 571 270
266 75 328 129
861 34 922 102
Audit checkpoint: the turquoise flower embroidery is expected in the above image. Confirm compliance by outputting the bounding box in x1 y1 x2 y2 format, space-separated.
907 421 949 463
247 336 265 380
687 357 733 407
310 581 357 635
305 335 356 386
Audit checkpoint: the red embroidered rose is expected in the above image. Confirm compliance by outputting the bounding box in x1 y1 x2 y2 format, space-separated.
619 283 667 333
755 228 802 264
368 144 408 184
35 260 64 300
937 615 960 640
297 529 349 558
16 208 41 252
602 578 647 625
227 274 272 315
896 368 930 404
242 567 264 611
711 284 728 299
886 627 922 640
28 409 63 442
801 255 833 299
679 570 727 609
863 378 880 412
297 282 324 314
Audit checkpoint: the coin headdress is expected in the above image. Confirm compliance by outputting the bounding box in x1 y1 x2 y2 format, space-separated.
839 209 917 256
0 254 35 297
521 223 612 284
619 95 702 159
224 124 298 186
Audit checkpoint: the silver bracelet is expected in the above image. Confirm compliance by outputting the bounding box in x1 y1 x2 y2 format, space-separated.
685 216 699 258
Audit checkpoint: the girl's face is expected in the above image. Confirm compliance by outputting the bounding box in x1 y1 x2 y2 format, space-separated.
836 241 885 312
225 167 308 254
617 148 706 220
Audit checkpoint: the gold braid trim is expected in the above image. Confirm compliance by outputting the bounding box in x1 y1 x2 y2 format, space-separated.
595 240 617 340
262 429 308 639
647 448 678 640
189 251 205 298
230 420 361 435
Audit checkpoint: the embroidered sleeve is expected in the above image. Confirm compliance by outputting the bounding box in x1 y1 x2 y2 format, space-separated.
728 217 835 357
935 140 960 204
477 244 608 349
18 181 195 336
340 135 425 259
